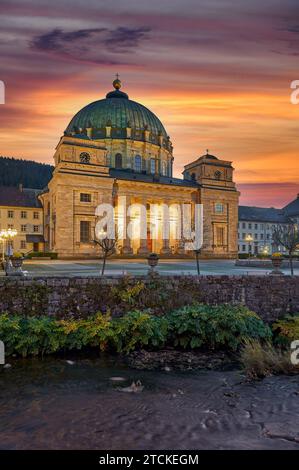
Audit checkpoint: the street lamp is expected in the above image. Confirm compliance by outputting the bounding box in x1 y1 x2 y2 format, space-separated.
245 234 253 258
0 234 5 262
0 228 18 259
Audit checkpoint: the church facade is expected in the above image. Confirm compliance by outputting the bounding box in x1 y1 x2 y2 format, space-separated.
39 78 239 258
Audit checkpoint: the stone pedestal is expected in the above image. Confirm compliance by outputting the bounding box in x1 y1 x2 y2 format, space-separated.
137 239 149 255
160 239 171 255
122 241 133 255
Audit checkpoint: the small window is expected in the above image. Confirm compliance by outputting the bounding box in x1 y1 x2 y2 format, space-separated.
134 155 142 172
242 245 246 251
20 240 26 249
8 224 13 229
8 210 14 218
215 203 224 214
248 223 252 229
162 161 167 176
21 211 27 219
80 221 90 243
80 193 91 203
21 225 27 232
254 224 258 230
242 222 246 229
33 225 39 233
33 212 39 219
150 158 156 174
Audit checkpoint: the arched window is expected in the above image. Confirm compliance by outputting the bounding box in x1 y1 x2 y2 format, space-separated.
115 153 122 169
106 154 111 166
150 158 156 174
162 161 167 176
134 155 142 172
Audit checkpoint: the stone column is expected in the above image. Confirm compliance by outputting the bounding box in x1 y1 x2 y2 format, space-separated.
122 196 133 255
160 200 171 255
137 198 149 255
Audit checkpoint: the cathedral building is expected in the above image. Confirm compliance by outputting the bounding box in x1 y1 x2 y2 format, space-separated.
39 77 239 258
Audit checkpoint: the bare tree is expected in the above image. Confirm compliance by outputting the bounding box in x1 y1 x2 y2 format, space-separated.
94 236 118 276
272 223 299 276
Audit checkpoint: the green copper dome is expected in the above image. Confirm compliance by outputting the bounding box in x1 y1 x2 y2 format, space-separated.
65 79 168 141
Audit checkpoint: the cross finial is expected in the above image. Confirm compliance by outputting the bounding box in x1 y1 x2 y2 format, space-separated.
116 72 119 80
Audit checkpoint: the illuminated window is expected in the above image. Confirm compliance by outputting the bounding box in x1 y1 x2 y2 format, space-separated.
80 221 90 243
215 203 224 214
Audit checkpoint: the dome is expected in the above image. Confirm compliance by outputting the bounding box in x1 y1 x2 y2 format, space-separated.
65 79 168 141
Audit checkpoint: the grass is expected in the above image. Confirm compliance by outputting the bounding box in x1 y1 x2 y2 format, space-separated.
239 340 299 379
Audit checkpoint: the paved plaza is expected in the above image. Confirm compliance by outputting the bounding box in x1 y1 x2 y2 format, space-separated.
1 258 298 277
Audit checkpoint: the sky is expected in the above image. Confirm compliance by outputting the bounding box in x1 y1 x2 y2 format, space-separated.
0 0 298 207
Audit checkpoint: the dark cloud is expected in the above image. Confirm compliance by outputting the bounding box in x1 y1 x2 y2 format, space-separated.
30 26 151 63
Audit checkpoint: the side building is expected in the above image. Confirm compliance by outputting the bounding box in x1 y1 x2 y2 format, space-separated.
238 194 299 256
0 185 44 254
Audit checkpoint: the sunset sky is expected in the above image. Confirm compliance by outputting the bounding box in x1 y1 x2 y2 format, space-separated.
0 0 298 207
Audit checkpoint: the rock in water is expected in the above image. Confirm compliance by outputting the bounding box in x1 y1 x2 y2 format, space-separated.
119 380 144 393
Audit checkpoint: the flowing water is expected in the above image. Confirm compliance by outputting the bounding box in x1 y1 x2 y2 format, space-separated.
0 356 298 450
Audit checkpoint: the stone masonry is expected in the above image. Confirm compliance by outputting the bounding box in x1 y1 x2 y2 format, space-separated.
0 275 298 323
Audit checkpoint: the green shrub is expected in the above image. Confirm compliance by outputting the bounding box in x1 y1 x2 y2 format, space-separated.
0 304 272 357
110 310 168 353
272 315 299 346
238 253 250 259
26 252 58 259
166 304 272 351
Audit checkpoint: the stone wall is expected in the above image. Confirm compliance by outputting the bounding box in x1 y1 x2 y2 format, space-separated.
0 275 298 323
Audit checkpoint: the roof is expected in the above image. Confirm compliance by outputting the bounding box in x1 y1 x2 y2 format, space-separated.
0 186 42 208
110 169 199 188
65 89 168 139
238 205 289 223
283 194 299 217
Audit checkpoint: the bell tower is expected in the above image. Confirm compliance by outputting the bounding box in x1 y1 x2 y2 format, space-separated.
183 151 239 258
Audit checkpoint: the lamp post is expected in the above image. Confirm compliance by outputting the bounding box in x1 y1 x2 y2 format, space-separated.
0 228 18 260
245 234 253 258
0 234 5 262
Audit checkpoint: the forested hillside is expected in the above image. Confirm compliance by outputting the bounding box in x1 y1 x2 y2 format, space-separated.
0 156 53 189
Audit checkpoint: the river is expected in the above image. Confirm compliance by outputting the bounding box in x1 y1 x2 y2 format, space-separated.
0 356 298 449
